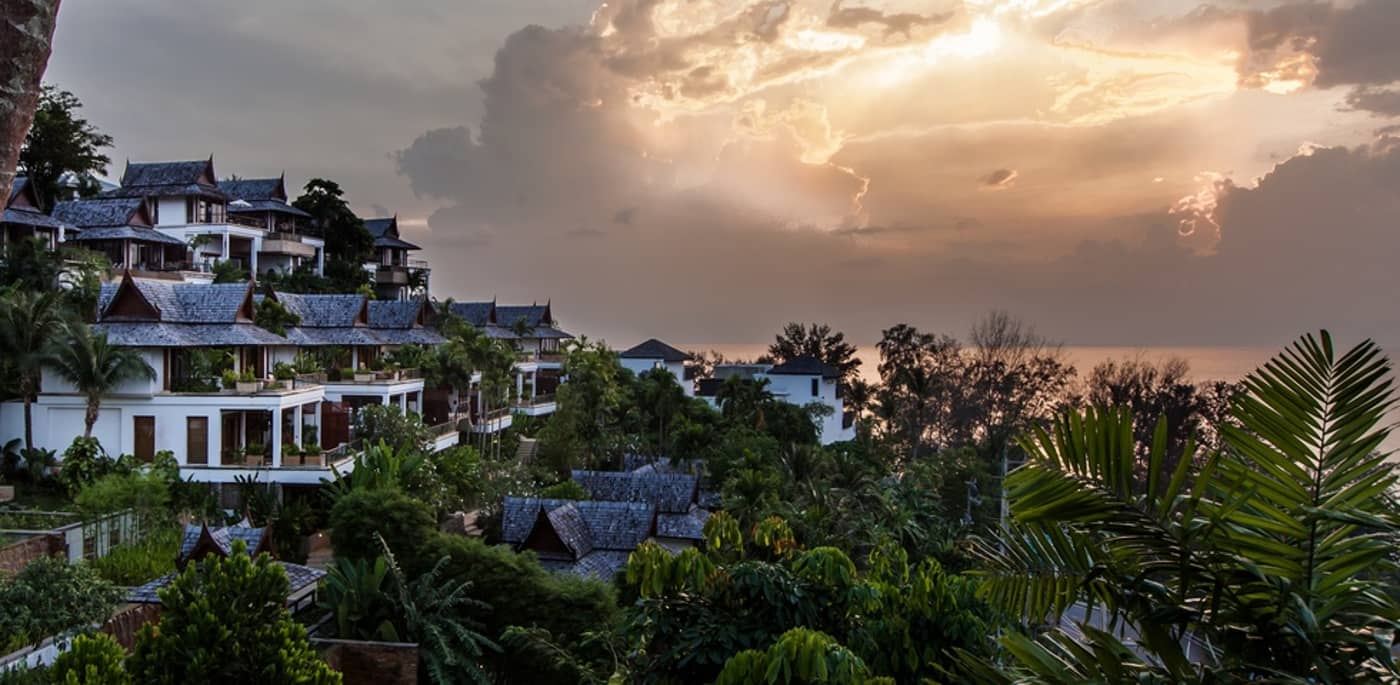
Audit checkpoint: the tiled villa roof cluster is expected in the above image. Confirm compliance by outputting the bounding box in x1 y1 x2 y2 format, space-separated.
501 460 711 580
129 523 325 606
447 300 574 342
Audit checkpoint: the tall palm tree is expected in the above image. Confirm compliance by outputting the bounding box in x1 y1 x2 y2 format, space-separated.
0 289 66 452
961 331 1399 683
46 321 154 438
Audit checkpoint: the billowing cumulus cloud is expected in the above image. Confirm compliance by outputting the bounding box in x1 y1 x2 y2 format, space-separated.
42 0 1400 345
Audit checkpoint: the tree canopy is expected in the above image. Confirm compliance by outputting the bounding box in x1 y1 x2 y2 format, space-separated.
18 85 112 209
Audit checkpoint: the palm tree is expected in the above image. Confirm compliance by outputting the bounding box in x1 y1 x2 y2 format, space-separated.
46 320 154 438
0 289 66 452
961 331 1399 683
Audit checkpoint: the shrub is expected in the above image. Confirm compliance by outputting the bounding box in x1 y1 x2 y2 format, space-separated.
329 489 435 564
89 526 179 586
0 557 122 652
51 632 130 685
538 479 588 501
220 369 238 389
127 542 339 684
57 438 124 496
272 362 297 381
0 666 51 685
352 404 430 455
73 471 171 530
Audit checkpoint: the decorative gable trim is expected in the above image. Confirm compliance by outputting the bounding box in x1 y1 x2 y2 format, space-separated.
234 282 256 322
102 274 160 321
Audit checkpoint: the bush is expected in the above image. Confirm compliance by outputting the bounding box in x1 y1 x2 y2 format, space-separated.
352 404 430 455
73 471 171 530
0 666 51 685
57 438 130 496
51 632 130 685
329 489 435 564
220 369 238 389
127 542 339 683
538 479 589 501
272 362 297 381
89 527 179 586
424 535 618 682
0 557 122 652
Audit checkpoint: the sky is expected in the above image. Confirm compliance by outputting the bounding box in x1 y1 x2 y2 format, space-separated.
40 0 1400 348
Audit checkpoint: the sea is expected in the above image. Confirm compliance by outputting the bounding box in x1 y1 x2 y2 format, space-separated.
684 344 1400 453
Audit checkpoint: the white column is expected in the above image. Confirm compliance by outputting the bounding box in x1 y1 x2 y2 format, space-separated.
515 372 524 402
270 410 282 468
531 371 538 401
293 406 304 446
316 248 325 276
249 237 259 276
221 233 230 265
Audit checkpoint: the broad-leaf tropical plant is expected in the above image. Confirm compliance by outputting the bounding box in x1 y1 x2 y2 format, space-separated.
0 288 66 451
962 331 1400 683
46 320 154 437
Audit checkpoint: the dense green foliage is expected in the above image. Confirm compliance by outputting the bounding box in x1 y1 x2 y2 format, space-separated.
88 526 179 586
128 542 340 684
51 633 130 685
292 179 373 293
329 488 435 564
44 323 153 439
0 557 121 652
959 331 1400 683
18 86 112 211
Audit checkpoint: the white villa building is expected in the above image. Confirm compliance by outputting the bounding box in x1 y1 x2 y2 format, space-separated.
620 339 696 397
696 355 856 445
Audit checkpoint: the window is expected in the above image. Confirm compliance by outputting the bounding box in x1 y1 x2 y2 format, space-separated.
186 417 208 465
134 416 155 462
811 378 820 397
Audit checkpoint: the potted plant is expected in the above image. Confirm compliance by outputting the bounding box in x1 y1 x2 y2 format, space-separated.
281 442 301 466
383 361 401 380
244 443 266 466
301 442 323 467
273 362 297 381
353 365 373 383
221 369 240 391
235 369 261 394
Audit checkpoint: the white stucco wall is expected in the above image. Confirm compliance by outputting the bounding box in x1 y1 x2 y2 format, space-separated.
621 358 692 395
758 372 852 445
155 196 185 227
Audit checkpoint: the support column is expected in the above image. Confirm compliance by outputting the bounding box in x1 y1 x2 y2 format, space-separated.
270 410 282 469
249 237 259 276
530 371 538 401
221 233 230 268
398 393 407 412
515 372 524 403
293 406 304 446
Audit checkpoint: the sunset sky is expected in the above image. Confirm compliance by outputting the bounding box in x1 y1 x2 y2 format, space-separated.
42 0 1400 347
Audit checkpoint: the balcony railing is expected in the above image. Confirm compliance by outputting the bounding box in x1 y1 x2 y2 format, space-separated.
514 393 556 407
407 258 430 270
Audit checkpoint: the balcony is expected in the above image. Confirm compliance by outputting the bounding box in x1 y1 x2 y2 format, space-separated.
375 264 409 285
260 232 317 258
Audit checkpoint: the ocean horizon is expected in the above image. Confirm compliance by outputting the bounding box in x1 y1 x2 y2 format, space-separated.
685 343 1400 452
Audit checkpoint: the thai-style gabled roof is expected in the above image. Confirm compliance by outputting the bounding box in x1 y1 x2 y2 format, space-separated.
67 226 186 246
52 197 152 228
108 158 229 201
449 301 496 327
222 176 312 218
570 470 699 514
546 503 594 558
497 303 552 329
271 292 367 327
621 338 693 362
99 278 255 324
767 355 841 379
363 215 420 251
94 321 291 347
4 178 67 230
176 523 269 568
501 497 657 552
367 300 446 345
656 506 710 541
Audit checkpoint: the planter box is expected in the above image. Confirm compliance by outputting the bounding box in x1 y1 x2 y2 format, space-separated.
301 453 324 466
0 485 13 502
244 454 266 466
236 381 262 394
353 372 373 383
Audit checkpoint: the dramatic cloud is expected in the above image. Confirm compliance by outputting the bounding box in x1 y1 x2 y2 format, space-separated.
44 0 1400 345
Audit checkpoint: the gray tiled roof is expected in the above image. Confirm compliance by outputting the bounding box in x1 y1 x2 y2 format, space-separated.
532 326 574 340
767 355 840 379
368 300 422 329
2 208 65 230
219 178 283 202
229 198 312 218
107 183 229 201
497 305 550 328
571 470 699 513
657 506 710 540
541 550 633 580
100 280 252 324
371 327 446 346
548 503 594 558
177 523 266 563
282 326 383 347
449 301 495 326
7 177 25 205
374 235 420 250
273 292 365 327
122 160 209 187
128 561 325 605
502 497 656 552
363 217 397 238
621 338 692 362
68 226 185 245
52 198 146 228
94 322 288 347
